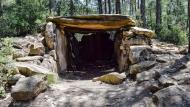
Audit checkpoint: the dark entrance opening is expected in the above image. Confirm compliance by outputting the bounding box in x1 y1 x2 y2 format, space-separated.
65 29 117 72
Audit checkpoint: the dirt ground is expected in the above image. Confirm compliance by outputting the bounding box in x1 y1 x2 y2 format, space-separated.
1 78 155 107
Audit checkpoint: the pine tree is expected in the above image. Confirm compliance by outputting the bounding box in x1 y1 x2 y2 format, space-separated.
116 0 121 14
140 0 146 27
156 0 162 34
98 0 103 14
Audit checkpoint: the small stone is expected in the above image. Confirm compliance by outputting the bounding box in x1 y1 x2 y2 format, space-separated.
92 72 126 85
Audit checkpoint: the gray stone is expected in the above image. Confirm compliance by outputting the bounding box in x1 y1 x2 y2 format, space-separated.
11 75 47 101
153 85 190 107
129 45 155 64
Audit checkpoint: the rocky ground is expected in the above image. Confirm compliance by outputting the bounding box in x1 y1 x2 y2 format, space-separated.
1 37 190 107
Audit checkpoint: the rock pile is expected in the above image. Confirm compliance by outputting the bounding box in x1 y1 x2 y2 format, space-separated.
121 27 156 76
112 26 190 106
9 22 58 101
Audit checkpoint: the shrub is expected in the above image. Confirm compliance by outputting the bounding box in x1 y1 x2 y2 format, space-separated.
0 0 48 37
158 26 188 45
0 37 14 98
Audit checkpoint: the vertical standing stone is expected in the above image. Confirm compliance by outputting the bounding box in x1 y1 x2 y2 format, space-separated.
114 31 130 72
56 28 67 73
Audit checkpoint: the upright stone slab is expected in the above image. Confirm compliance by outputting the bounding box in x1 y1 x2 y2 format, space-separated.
55 28 67 73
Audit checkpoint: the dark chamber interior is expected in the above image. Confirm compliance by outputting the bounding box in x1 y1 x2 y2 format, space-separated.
66 30 117 71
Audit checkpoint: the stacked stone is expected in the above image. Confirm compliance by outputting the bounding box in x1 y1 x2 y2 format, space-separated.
121 27 156 76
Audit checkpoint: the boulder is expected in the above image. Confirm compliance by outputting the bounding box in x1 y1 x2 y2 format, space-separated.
153 85 190 107
92 72 126 85
11 75 47 101
15 62 58 84
41 55 58 73
131 27 155 38
16 56 43 62
129 61 156 75
129 45 155 64
29 42 45 56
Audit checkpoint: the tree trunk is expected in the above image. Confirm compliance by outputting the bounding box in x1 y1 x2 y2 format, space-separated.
130 0 134 15
156 0 162 35
49 0 57 15
188 0 190 53
86 0 89 14
104 0 107 14
98 0 103 14
56 1 61 16
140 0 146 27
108 0 111 14
69 0 74 16
115 0 121 14
137 0 140 9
